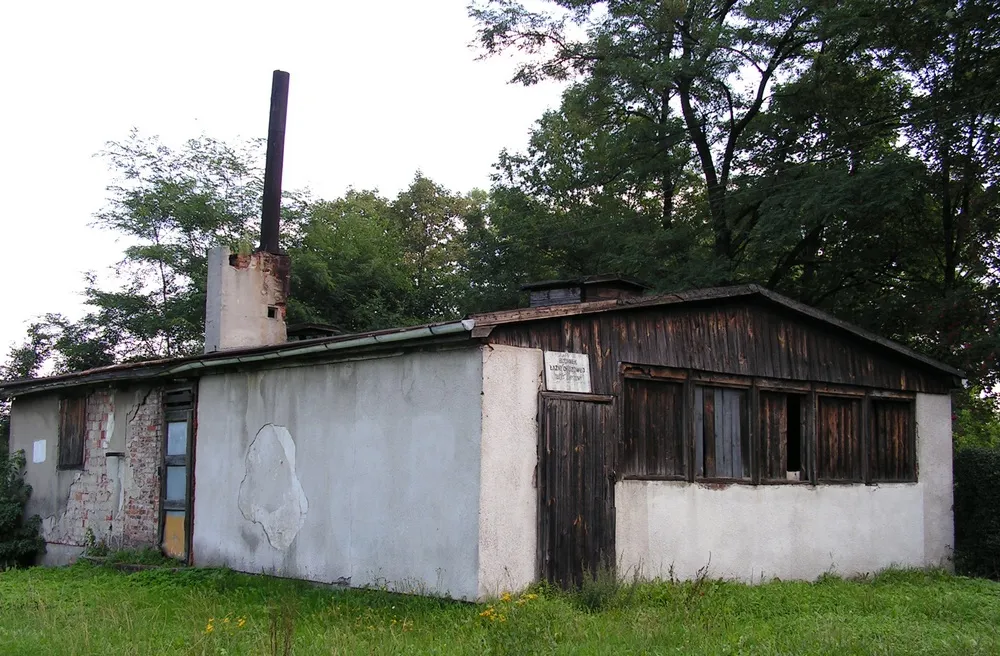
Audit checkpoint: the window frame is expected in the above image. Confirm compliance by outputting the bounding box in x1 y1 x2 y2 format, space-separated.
691 380 753 484
57 395 87 470
618 363 917 486
620 371 688 481
159 385 197 563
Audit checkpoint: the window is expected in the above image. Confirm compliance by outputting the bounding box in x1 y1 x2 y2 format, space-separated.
623 378 685 477
758 392 806 481
695 386 749 480
162 386 195 560
816 395 863 481
58 396 86 469
868 399 915 482
619 365 918 485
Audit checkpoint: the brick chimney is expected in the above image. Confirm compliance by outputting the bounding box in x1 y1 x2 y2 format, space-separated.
204 70 292 353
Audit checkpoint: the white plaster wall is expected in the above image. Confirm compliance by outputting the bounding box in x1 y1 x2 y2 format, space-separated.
617 392 955 581
478 345 543 598
192 348 484 600
917 393 954 567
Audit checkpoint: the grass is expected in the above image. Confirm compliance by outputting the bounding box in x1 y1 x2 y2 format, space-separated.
0 563 998 655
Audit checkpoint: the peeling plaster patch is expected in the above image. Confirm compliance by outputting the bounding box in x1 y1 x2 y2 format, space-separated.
238 424 308 550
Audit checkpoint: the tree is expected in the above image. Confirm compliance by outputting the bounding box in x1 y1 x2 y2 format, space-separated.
0 449 45 569
287 190 418 332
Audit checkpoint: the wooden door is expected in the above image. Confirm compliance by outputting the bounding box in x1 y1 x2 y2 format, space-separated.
538 393 615 588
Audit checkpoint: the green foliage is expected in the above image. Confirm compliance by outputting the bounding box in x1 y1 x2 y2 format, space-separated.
954 388 1000 449
0 565 998 654
954 447 1000 579
470 0 1000 398
0 450 44 570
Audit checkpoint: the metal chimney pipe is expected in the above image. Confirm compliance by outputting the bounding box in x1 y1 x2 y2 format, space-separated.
259 70 290 253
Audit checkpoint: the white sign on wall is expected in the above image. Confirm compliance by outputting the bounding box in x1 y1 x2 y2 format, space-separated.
543 351 592 393
32 440 46 463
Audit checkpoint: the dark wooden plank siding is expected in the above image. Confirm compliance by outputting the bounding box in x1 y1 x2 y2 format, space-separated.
817 396 863 481
486 300 953 394
869 400 916 482
694 387 749 479
759 392 788 480
623 379 685 477
58 396 87 469
529 287 582 307
539 395 615 588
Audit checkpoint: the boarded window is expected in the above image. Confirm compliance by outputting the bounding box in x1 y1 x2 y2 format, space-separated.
695 386 750 479
58 397 87 469
869 399 915 482
758 392 805 481
816 395 862 481
623 378 685 477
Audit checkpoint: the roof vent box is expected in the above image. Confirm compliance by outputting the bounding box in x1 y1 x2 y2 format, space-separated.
521 275 649 308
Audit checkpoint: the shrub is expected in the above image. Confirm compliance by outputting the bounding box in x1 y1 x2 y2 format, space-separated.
953 447 1000 579
0 449 45 569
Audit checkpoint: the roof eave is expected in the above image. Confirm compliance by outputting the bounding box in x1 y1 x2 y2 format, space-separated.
0 319 477 398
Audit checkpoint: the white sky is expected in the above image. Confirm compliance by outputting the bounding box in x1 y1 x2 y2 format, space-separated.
0 0 566 357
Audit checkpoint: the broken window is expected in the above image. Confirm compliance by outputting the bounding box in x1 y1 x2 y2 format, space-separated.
869 399 915 482
162 386 194 560
758 392 806 481
695 386 750 480
816 395 863 481
623 378 686 478
58 396 87 469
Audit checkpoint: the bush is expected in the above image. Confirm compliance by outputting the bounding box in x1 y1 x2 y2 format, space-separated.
0 449 45 569
953 447 1000 579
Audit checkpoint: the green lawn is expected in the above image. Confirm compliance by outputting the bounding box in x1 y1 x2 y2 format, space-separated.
0 564 998 655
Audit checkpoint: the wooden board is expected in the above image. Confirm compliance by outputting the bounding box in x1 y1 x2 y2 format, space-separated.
539 394 615 589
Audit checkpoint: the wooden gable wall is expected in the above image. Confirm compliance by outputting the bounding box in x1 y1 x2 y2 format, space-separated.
485 299 956 394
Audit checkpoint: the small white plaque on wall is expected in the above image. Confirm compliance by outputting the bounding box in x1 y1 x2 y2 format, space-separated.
543 351 592 393
32 440 46 463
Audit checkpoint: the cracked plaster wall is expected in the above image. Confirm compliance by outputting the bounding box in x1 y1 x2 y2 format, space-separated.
192 347 484 599
9 387 163 564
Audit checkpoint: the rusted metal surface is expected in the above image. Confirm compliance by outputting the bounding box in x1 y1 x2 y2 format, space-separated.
868 399 916 482
816 396 863 481
57 396 87 469
623 378 685 478
260 70 290 254
538 393 615 589
486 299 956 393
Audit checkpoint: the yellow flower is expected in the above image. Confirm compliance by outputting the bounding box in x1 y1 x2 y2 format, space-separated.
479 606 496 618
524 593 538 600
237 618 246 628
500 592 512 602
204 624 214 634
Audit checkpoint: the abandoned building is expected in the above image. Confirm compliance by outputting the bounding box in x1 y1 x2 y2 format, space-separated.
1 266 961 598
0 71 961 599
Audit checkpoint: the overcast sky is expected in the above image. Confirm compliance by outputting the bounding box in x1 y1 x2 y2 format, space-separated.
0 0 565 357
